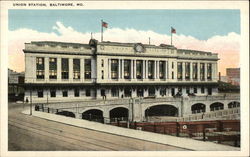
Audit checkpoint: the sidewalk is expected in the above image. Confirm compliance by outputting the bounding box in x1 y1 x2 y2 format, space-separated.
22 109 240 151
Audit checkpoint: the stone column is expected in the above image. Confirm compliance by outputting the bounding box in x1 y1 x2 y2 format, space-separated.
69 58 73 81
130 59 133 80
182 62 185 81
145 60 148 79
44 57 49 81
197 62 200 81
142 60 145 79
154 61 157 79
190 62 193 81
204 62 207 81
121 59 124 79
80 58 85 81
108 59 111 79
144 88 148 97
168 60 172 80
103 109 110 123
57 58 61 81
134 60 137 79
165 61 168 79
156 61 160 79
96 88 101 99
206 103 210 113
118 59 121 79
155 87 160 97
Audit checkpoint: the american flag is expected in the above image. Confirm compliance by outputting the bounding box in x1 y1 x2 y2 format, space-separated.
102 21 108 28
171 27 176 34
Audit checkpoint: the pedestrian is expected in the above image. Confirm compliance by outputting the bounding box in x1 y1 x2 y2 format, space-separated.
25 97 29 103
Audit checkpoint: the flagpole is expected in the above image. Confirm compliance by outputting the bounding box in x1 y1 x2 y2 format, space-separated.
171 27 172 46
101 20 103 42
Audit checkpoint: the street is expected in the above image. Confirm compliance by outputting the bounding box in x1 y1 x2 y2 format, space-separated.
8 103 187 151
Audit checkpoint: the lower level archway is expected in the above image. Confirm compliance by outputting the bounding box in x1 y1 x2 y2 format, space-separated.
228 101 240 108
56 111 75 118
109 107 129 122
82 109 104 123
191 103 206 114
210 102 224 111
145 105 178 117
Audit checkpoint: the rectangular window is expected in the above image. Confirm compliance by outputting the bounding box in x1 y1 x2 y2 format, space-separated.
111 59 119 79
124 60 131 79
172 71 174 79
124 88 131 97
194 87 197 93
172 62 174 69
124 88 132 97
159 61 165 79
111 88 119 97
148 60 154 79
49 58 57 79
201 87 205 93
148 88 155 96
207 63 212 80
62 90 68 97
36 57 45 79
136 60 143 79
160 88 166 96
50 90 56 97
186 88 190 94
208 88 212 95
84 59 91 79
86 89 91 97
37 90 43 98
200 63 205 80
185 62 190 80
61 58 69 79
73 59 80 79
137 88 144 97
171 88 175 96
177 62 182 80
192 63 198 80
74 89 79 97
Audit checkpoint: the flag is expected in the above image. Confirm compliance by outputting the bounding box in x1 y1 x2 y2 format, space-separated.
171 27 176 34
102 21 108 28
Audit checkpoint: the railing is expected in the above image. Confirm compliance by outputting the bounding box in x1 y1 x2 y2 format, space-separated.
180 107 240 122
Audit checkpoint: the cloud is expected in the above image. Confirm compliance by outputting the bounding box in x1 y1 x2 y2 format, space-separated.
8 21 240 75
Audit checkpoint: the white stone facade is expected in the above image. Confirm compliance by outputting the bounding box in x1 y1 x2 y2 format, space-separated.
24 40 219 103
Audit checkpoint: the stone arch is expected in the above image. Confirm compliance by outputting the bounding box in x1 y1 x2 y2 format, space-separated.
210 102 224 111
56 111 75 118
82 109 104 123
191 103 206 114
109 107 129 122
228 101 240 108
145 104 178 117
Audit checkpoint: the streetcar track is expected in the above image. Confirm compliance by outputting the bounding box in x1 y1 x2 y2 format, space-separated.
9 116 143 150
8 120 118 151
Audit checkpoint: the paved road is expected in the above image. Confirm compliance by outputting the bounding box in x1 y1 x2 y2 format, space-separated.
8 103 187 151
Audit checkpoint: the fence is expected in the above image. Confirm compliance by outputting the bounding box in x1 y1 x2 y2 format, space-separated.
34 104 240 147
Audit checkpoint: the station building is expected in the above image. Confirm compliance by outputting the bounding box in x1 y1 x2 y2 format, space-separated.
24 39 219 103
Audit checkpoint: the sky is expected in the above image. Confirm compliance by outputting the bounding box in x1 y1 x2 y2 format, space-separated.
8 9 240 75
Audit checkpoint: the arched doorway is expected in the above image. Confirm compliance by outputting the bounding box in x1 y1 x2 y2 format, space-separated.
110 107 129 122
145 105 178 117
191 103 206 114
82 109 104 123
228 101 240 108
210 102 224 111
56 111 75 118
